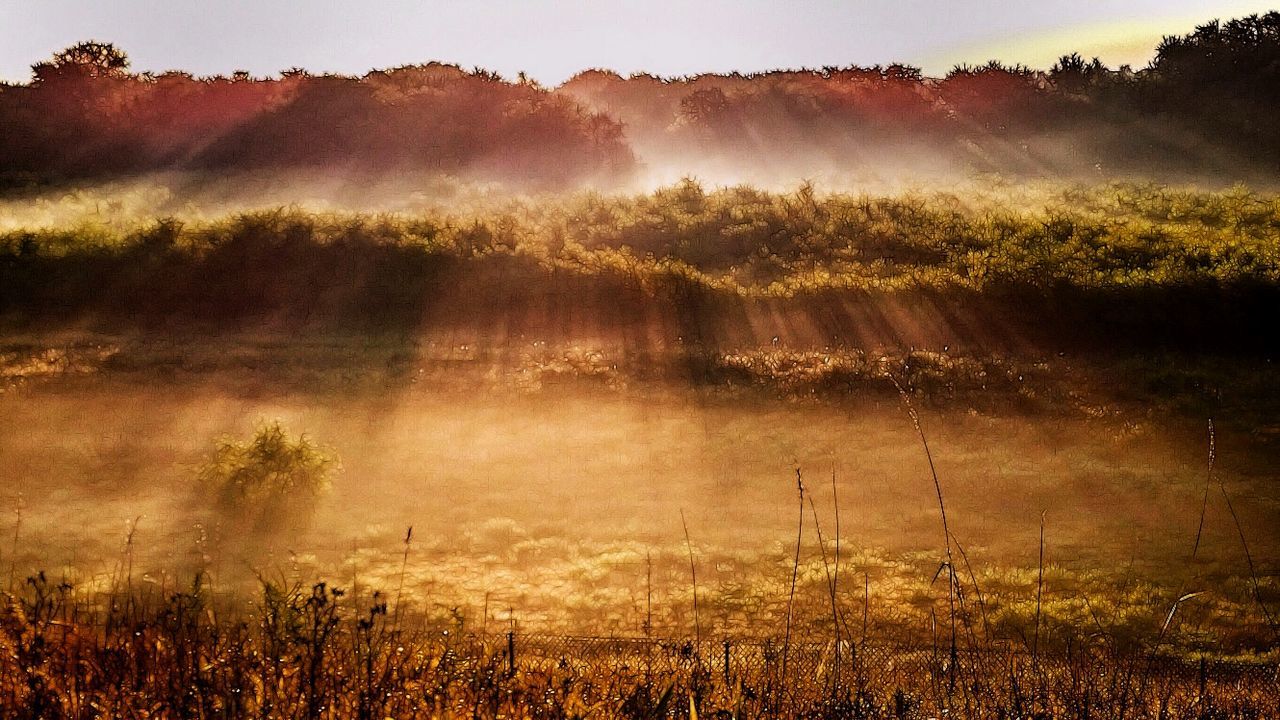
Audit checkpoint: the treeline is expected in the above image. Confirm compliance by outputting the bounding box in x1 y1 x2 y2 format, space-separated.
561 13 1280 178
0 43 633 189
0 12 1277 189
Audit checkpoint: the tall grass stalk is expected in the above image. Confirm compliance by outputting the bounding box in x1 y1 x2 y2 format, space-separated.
6 495 20 593
891 376 959 674
680 510 701 645
1034 510 1046 662
1191 419 1215 560
1217 473 1279 636
393 525 413 628
782 469 805 683
806 492 845 691
831 467 842 664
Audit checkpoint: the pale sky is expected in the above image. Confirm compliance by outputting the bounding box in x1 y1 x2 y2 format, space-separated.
1 1 1276 85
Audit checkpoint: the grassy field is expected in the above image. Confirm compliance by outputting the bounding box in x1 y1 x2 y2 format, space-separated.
1 180 1279 716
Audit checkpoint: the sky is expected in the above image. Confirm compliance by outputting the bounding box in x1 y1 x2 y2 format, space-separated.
1 1 1276 85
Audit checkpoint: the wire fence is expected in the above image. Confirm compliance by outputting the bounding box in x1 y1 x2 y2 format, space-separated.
447 631 1280 705
5 601 1278 716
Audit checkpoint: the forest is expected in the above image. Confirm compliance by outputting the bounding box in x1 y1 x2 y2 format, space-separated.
1 13 1278 190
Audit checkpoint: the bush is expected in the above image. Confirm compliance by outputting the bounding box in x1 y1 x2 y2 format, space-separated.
198 420 338 538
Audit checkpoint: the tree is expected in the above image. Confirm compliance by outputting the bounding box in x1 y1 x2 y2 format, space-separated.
1050 53 1106 95
31 41 130 83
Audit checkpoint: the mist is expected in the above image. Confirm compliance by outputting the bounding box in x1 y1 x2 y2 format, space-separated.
1 15 1278 716
4 338 1273 639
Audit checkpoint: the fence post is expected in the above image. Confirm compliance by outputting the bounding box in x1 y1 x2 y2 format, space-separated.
507 631 516 677
723 640 731 686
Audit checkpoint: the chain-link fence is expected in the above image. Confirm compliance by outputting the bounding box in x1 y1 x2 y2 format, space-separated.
470 631 1280 709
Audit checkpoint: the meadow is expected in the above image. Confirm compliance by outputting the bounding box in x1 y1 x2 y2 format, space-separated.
1 177 1278 716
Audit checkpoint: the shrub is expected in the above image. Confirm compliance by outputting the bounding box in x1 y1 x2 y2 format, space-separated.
198 420 338 538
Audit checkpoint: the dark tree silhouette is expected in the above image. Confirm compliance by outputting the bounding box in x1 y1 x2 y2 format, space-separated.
31 41 130 83
3 13 1280 190
0 45 632 188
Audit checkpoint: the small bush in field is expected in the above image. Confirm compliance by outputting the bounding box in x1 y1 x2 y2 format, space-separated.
198 420 338 536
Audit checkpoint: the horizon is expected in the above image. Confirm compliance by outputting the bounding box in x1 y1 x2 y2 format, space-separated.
2 1 1277 85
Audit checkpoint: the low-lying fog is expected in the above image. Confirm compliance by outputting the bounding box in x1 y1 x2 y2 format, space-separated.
2 351 1274 637
3 162 1272 236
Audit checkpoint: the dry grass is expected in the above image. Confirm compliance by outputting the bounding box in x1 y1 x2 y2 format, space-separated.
0 573 1276 719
